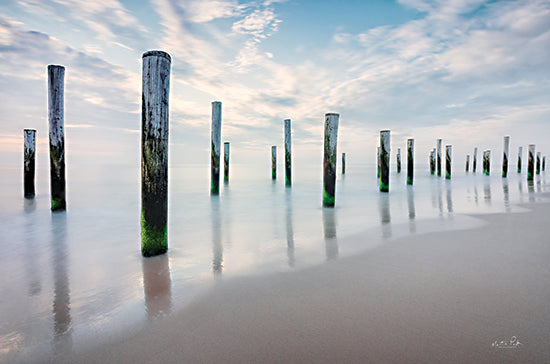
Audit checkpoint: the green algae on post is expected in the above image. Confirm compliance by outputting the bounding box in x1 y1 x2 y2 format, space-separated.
271 146 276 180
211 102 222 194
536 152 541 175
48 65 66 211
527 144 535 181
141 50 171 257
284 119 291 186
517 146 522 173
322 113 339 207
473 147 477 173
466 155 470 172
380 130 390 192
223 141 230 182
407 139 414 185
436 139 442 177
397 148 401 173
24 129 36 198
502 136 509 178
342 153 346 175
445 145 452 179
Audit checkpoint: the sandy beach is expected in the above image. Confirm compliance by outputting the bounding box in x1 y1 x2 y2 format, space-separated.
57 197 550 364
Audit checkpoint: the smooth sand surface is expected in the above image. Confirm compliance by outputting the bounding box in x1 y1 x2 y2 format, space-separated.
64 201 550 363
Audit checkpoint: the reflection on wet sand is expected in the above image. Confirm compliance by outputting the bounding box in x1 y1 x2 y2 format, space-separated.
528 180 535 203
51 212 72 356
407 187 416 233
322 208 338 261
446 183 453 213
437 183 443 216
285 190 295 267
24 199 40 296
484 180 492 205
474 185 479 205
502 179 510 211
142 254 172 319
211 198 223 275
378 194 392 239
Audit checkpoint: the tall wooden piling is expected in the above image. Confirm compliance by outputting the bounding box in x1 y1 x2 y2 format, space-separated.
284 119 291 186
271 146 276 180
445 145 452 179
397 148 401 173
473 147 477 173
485 150 491 175
543 156 546 172
502 136 509 178
223 141 229 182
323 113 339 207
141 50 171 257
430 149 435 175
211 101 222 194
536 152 541 175
436 139 442 177
407 139 413 185
377 147 381 178
342 153 346 175
466 155 470 172
24 129 36 198
48 65 66 211
380 130 390 192
527 144 535 181
517 146 522 173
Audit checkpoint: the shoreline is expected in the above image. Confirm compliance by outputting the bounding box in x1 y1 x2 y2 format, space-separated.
58 197 550 363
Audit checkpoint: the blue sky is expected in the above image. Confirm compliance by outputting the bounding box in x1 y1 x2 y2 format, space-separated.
0 0 549 168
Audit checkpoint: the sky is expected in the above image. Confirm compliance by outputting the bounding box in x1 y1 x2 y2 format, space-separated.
0 0 549 170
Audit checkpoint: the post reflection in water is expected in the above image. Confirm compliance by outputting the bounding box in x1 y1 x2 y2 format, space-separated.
378 194 392 239
322 208 338 261
446 182 453 213
407 186 416 233
474 185 479 205
285 189 295 267
24 199 41 296
437 183 443 216
142 254 172 319
502 178 510 211
484 180 492 205
211 198 223 276
51 212 72 355
528 180 535 203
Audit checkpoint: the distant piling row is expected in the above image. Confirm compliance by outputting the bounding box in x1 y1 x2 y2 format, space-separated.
271 146 277 179
465 155 470 172
407 139 414 185
473 147 477 173
24 129 36 198
429 149 435 175
436 139 442 177
224 142 230 182
445 145 452 179
342 153 346 175
396 148 401 173
380 130 390 192
528 144 535 181
502 136 509 178
518 146 522 173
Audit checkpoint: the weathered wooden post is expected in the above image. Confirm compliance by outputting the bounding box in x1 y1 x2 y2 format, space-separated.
380 130 390 192
24 129 36 198
396 148 401 173
430 148 435 174
436 139 442 177
271 146 276 180
407 139 413 185
445 145 452 179
527 144 535 181
473 147 477 173
466 155 470 172
502 136 509 178
284 119 291 186
377 147 381 178
323 113 339 207
517 146 522 173
141 50 171 257
536 152 541 175
48 65 66 211
342 152 346 175
543 156 546 172
223 141 229 182
211 101 222 194
485 150 491 175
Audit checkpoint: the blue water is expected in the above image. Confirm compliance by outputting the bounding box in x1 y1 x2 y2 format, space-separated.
0 160 548 361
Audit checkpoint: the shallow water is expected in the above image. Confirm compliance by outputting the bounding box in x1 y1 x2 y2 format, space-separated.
0 160 548 361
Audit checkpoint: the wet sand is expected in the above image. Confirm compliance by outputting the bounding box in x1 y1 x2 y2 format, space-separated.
62 200 550 363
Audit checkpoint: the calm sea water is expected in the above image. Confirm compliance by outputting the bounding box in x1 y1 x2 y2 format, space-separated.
0 160 548 361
